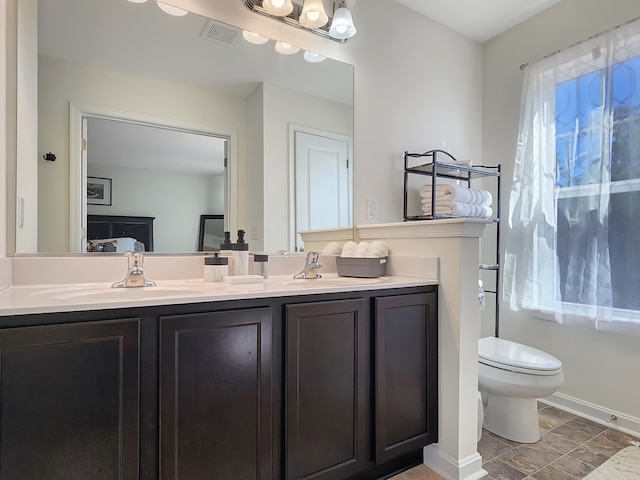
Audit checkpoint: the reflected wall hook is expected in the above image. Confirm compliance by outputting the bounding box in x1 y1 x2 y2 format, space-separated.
43 152 56 162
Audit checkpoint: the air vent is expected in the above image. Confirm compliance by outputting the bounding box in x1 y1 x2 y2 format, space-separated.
201 19 240 45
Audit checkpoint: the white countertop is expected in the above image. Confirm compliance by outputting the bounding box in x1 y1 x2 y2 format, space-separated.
0 274 436 317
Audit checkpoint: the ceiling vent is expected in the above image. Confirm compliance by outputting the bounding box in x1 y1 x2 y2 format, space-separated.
201 20 240 45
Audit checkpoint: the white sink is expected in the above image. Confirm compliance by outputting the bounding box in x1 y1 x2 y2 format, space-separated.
38 284 224 302
283 276 388 287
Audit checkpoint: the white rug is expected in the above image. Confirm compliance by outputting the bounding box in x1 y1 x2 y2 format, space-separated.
583 446 640 480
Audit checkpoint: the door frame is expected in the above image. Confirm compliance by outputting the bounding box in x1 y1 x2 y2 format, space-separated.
69 102 237 252
288 124 353 252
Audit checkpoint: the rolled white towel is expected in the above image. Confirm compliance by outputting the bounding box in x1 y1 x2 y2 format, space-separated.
354 241 370 258
419 184 474 203
321 241 343 255
477 189 492 207
368 240 389 258
340 241 358 257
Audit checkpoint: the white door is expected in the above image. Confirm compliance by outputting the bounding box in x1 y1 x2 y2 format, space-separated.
295 131 351 251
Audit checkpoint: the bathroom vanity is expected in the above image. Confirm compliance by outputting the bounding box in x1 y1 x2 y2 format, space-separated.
0 278 437 480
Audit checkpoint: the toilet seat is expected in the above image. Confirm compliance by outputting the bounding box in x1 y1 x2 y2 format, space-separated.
478 337 562 376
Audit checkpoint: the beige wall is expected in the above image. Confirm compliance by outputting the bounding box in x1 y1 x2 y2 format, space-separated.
86 164 223 253
483 0 640 422
37 54 246 253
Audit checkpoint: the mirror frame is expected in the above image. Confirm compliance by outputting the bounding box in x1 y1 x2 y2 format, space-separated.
198 214 225 252
68 102 237 253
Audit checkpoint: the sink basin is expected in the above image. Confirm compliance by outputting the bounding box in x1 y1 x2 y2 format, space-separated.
44 284 224 302
283 276 388 287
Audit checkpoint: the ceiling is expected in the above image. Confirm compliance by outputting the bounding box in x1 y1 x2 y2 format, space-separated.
390 0 563 43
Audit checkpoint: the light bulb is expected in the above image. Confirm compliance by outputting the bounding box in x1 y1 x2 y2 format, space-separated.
272 0 285 7
329 4 356 39
262 0 293 16
242 30 270 45
299 0 328 28
336 24 347 34
275 41 300 55
304 50 326 63
157 1 188 16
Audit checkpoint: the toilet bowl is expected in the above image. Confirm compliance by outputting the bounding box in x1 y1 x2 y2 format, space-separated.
478 336 564 443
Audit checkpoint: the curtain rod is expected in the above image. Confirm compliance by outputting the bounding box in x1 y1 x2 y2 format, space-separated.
519 15 640 70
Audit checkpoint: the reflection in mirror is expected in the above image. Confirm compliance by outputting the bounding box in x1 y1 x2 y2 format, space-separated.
27 0 354 254
198 215 225 252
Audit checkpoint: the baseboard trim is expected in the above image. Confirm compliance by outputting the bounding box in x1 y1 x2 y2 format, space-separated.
423 444 487 480
541 392 640 438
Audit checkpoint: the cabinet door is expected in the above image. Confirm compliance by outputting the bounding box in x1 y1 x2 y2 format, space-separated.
285 299 368 480
0 318 140 480
160 308 273 480
374 292 438 463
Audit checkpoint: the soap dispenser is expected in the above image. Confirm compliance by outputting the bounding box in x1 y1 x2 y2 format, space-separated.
219 231 234 275
232 229 249 275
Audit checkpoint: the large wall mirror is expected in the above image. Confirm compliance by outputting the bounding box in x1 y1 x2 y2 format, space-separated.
22 0 354 254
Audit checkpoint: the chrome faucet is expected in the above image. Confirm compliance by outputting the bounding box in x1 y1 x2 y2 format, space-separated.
112 252 157 288
293 251 323 279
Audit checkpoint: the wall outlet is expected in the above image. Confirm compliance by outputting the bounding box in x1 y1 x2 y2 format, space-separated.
366 199 378 220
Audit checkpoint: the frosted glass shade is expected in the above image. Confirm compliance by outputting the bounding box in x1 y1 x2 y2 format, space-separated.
299 0 329 28
157 2 188 16
242 30 270 44
304 51 326 63
275 41 300 55
329 5 356 39
262 0 294 17
128 0 148 3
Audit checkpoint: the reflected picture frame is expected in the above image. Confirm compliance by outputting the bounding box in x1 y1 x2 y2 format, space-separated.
198 214 225 251
87 176 112 206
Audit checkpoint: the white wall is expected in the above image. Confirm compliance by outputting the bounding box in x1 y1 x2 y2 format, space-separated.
262 83 353 252
86 164 223 253
483 0 640 422
37 54 246 252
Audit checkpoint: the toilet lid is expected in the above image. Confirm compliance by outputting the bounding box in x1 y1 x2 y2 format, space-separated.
478 336 562 374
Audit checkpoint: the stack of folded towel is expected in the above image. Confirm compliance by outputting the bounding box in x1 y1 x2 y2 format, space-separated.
340 240 389 258
419 184 493 218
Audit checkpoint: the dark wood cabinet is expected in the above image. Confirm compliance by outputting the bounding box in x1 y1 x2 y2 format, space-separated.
285 299 369 480
160 307 274 480
0 285 437 480
374 292 438 463
0 318 140 480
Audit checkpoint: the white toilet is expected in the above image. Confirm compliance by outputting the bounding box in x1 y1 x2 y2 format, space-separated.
478 336 564 443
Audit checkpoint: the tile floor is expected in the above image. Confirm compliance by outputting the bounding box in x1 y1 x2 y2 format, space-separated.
391 403 640 480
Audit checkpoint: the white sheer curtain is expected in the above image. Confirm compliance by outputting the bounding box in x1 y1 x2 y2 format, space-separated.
504 18 640 335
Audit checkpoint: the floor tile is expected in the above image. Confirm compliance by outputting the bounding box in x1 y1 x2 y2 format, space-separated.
478 431 517 457
483 458 528 480
538 424 594 453
527 464 578 480
538 406 575 432
498 442 564 475
597 428 640 449
551 454 596 478
389 464 442 480
564 416 608 436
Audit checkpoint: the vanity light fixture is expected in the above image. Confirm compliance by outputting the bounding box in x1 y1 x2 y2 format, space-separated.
242 30 270 44
303 50 326 63
127 0 148 3
275 41 300 55
329 0 356 39
242 0 356 43
262 0 294 17
156 1 189 16
299 0 329 29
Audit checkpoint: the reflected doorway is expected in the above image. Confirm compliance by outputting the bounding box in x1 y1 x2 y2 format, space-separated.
293 129 352 251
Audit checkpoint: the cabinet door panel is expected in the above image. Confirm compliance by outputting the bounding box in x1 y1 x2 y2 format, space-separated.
160 308 273 480
0 318 140 480
285 299 368 480
375 292 438 463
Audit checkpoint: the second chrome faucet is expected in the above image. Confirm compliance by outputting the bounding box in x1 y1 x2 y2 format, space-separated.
293 251 323 279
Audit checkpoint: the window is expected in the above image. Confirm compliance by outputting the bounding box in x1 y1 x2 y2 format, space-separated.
555 56 640 311
504 18 640 334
